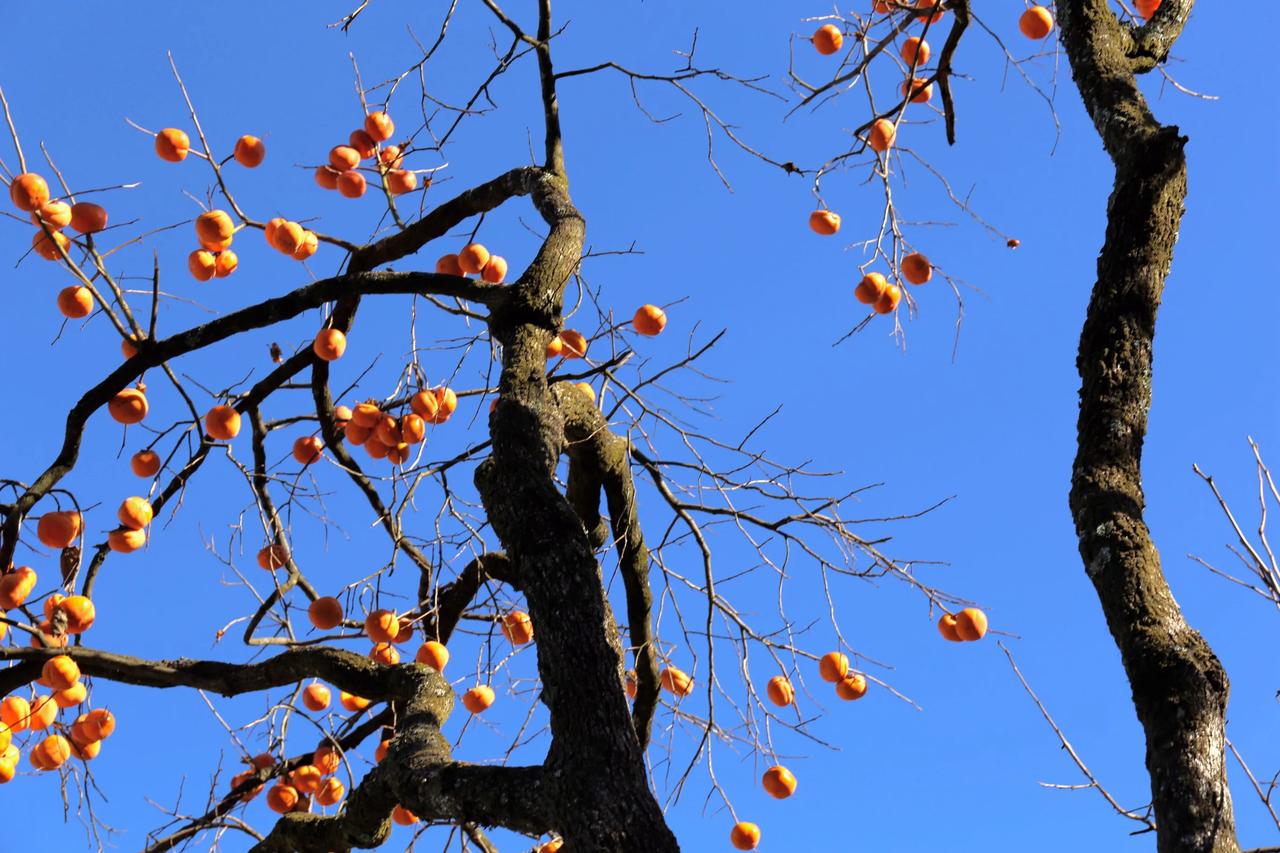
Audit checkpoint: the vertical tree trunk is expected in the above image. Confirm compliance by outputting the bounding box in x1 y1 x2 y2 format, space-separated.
1058 2 1238 850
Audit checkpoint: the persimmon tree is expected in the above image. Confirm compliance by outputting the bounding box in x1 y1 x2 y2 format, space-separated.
0 0 1254 852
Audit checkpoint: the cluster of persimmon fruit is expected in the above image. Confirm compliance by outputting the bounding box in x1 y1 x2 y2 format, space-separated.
227 604 542 823
937 606 988 642
8 171 108 319
0 514 116 784
803 1 1097 321
314 111 421 199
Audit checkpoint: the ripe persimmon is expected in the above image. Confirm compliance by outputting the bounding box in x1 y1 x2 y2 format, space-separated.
379 145 404 168
401 413 426 444
481 255 508 283
195 210 234 246
874 284 902 314
234 135 266 167
869 118 896 153
731 822 761 851
501 610 534 645
266 783 299 814
836 671 868 700
1019 6 1054 39
392 805 419 825
433 387 458 420
1 696 31 732
364 111 395 142
292 436 324 465
9 173 50 211
302 682 331 712
316 776 345 806
812 24 844 55
809 209 841 235
348 129 376 159
559 329 588 359
315 167 341 190
901 35 930 66
188 250 217 281
660 666 694 696
766 675 795 707
337 170 367 198
212 250 238 278
1136 0 1161 17
365 609 400 644
938 612 962 642
308 596 344 630
58 595 96 634
57 285 94 318
84 708 116 740
230 770 262 802
37 510 81 549
819 651 849 683
42 656 80 692
293 230 319 261
954 607 989 641
34 734 71 770
916 0 945 23
0 566 38 610
901 252 932 284
68 201 108 234
458 243 490 275
32 228 70 261
32 200 72 229
901 77 933 103
257 542 289 570
386 169 417 195
328 146 361 171
131 449 161 477
339 691 370 712
344 421 373 445
415 640 449 671
633 304 667 336
272 220 305 255
53 682 87 709
107 527 146 553
369 642 400 665
28 694 57 730
289 764 324 795
435 254 464 276
371 413 401 447
155 128 191 162
109 388 149 424
313 328 347 361
762 765 797 799
205 405 241 441
462 685 496 713
117 496 153 530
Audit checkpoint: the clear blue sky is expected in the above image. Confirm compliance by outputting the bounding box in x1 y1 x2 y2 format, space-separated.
1 2 1277 851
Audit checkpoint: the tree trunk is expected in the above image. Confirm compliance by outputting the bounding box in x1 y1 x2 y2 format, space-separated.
1059 2 1238 850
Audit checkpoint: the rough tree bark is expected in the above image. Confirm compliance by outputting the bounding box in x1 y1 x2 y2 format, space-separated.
1058 2 1239 851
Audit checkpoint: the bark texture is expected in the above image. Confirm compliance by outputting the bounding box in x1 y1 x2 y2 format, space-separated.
1058 2 1238 851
